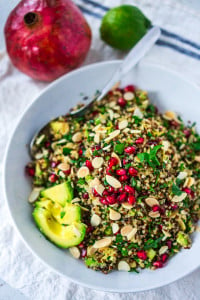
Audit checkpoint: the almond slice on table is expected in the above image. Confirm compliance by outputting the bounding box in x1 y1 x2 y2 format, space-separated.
177 171 187 180
184 177 195 188
159 246 168 255
127 228 137 241
91 214 101 227
57 163 70 171
134 107 143 118
111 223 119 234
106 175 121 188
104 130 120 142
149 211 160 218
124 92 134 101
121 225 133 237
28 187 43 203
69 247 80 259
118 119 128 130
171 192 187 202
122 202 133 209
93 237 112 249
72 132 82 143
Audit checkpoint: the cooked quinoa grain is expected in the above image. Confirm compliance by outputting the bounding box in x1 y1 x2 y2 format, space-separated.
26 84 200 273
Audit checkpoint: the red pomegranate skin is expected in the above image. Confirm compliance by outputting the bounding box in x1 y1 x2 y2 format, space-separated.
4 0 92 81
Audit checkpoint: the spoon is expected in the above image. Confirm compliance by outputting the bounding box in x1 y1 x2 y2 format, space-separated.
30 26 161 158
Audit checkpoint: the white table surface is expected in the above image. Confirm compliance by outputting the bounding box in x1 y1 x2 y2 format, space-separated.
1 0 200 299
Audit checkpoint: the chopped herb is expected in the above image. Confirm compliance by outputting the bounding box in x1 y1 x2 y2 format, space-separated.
114 143 125 154
62 147 72 155
77 178 86 185
60 211 66 219
172 183 182 196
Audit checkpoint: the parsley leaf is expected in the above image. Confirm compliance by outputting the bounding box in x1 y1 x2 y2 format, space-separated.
114 143 125 154
137 145 162 168
60 211 66 219
63 147 72 155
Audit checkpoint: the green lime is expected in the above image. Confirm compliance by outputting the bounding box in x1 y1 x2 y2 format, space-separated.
100 5 151 51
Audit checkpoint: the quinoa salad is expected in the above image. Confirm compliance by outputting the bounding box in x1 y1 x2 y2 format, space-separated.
26 84 200 273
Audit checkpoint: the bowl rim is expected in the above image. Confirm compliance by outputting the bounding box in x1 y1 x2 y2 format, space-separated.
3 59 200 293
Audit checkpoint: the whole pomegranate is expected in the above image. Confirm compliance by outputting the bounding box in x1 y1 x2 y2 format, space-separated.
4 0 92 81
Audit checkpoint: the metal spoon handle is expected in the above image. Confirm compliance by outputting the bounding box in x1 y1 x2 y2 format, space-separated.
97 26 161 100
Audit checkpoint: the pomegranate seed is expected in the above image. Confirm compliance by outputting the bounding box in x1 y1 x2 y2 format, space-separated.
118 193 127 203
137 250 147 260
81 248 87 258
82 192 89 199
51 161 59 168
124 185 135 194
119 175 129 182
49 174 58 183
45 141 51 148
103 190 109 196
86 226 93 234
93 188 99 197
183 129 191 138
135 137 144 144
108 186 114 193
128 167 138 177
107 195 117 204
170 120 179 127
122 159 128 165
91 145 101 151
118 187 124 193
171 204 178 210
63 169 71 176
25 166 35 177
127 194 136 205
108 90 113 96
116 168 126 176
85 160 94 171
92 111 98 116
115 124 119 129
124 146 136 154
152 205 160 212
78 242 84 248
117 97 127 107
159 207 165 215
153 261 163 268
106 166 114 175
161 254 168 263
78 149 83 156
108 157 118 167
166 240 172 249
183 187 195 198
124 85 135 92
100 197 109 205
158 224 163 230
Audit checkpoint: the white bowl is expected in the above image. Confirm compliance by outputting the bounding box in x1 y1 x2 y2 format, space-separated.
3 60 200 292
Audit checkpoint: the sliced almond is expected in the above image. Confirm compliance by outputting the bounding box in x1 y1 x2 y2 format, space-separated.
159 246 168 255
124 92 134 101
149 211 160 218
57 163 70 171
69 247 80 259
127 228 137 241
162 140 170 152
60 123 69 135
93 237 112 249
105 130 120 142
145 197 159 207
36 134 45 145
77 166 89 178
72 132 82 143
87 246 97 256
134 107 143 118
121 225 133 236
111 152 121 166
28 187 43 203
109 208 121 221
118 119 128 130
184 177 195 188
163 111 177 121
177 171 187 180
106 175 121 189
72 224 81 237
172 192 187 202
111 223 119 234
92 157 104 169
122 202 133 209
71 197 81 203
94 133 100 143
91 214 101 227
118 261 130 271
95 184 105 196
108 109 114 120
194 156 200 163
89 178 101 188
178 218 186 230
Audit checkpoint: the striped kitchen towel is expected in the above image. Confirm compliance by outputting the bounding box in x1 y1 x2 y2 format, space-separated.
0 1 200 300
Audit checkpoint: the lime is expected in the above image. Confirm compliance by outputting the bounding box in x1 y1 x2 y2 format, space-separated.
100 5 151 51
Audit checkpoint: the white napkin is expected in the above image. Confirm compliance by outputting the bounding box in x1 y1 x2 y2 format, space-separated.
1 0 200 299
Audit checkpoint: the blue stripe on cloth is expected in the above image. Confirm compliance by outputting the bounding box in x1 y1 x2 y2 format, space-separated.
77 3 200 61
160 28 200 51
156 40 200 60
79 0 200 53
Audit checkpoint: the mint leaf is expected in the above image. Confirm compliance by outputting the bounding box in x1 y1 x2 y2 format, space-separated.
114 143 125 155
63 147 72 155
172 183 182 196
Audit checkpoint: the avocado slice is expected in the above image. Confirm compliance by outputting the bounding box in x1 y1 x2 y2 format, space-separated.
40 181 73 206
147 248 156 261
177 231 190 248
33 207 86 248
50 121 69 136
51 203 81 225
